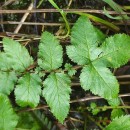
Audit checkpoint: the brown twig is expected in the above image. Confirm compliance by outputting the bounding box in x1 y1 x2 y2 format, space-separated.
0 9 129 14
18 93 130 113
14 3 34 33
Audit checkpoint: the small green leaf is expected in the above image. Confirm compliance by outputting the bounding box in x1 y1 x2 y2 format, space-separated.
38 32 63 71
90 102 97 109
0 93 18 130
100 34 130 68
15 73 42 107
105 115 130 130
42 73 71 123
111 109 125 120
0 71 17 95
65 63 77 76
92 108 100 115
2 37 33 72
80 62 119 99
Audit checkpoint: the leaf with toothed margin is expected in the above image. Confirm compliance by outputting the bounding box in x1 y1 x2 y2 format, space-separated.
38 32 63 71
105 115 130 130
100 34 130 68
15 73 42 108
42 73 71 123
67 16 105 65
80 61 119 99
0 71 17 95
0 93 18 130
2 37 33 72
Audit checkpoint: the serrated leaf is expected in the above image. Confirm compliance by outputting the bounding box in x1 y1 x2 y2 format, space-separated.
71 16 105 46
67 45 102 65
65 63 77 76
0 93 18 130
105 115 130 130
0 71 17 95
42 73 71 123
111 109 125 120
100 34 130 68
2 37 33 72
80 62 119 99
38 32 63 71
15 73 42 107
67 16 105 65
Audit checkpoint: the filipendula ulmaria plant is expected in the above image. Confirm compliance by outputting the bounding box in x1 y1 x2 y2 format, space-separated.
0 16 130 128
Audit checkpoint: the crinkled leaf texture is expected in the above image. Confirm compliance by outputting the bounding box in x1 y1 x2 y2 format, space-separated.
15 73 42 108
0 93 18 130
100 34 130 68
2 37 33 72
38 32 63 71
43 73 71 123
80 62 119 99
105 115 130 130
67 16 105 65
0 71 17 95
67 16 121 100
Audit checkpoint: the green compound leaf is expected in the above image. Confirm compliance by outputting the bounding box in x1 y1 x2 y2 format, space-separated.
0 93 18 130
67 16 130 100
100 34 130 68
38 32 63 71
0 71 17 95
105 115 130 130
15 73 42 108
42 73 71 123
80 62 119 99
2 37 33 72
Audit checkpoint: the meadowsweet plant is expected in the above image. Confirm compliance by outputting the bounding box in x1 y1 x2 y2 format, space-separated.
0 16 130 129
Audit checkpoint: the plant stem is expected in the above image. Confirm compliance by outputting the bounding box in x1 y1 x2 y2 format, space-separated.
48 0 70 39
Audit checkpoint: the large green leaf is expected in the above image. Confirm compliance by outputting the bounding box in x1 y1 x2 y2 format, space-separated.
15 73 42 107
0 71 17 95
2 37 33 72
80 62 119 99
67 16 130 100
100 34 130 68
67 16 105 65
42 73 71 123
71 16 105 46
105 115 130 130
38 32 63 71
0 93 18 130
